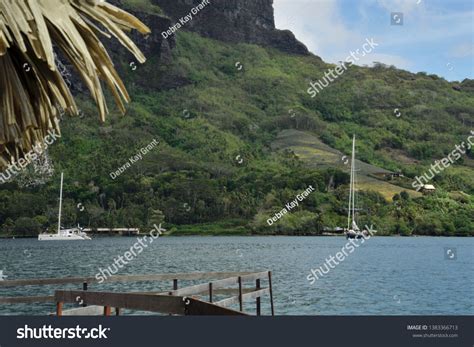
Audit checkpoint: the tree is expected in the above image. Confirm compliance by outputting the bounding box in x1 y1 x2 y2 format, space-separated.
1 218 14 234
14 217 41 236
148 208 165 227
400 191 410 201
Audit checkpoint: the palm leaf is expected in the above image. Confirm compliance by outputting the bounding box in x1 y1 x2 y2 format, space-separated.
0 0 150 169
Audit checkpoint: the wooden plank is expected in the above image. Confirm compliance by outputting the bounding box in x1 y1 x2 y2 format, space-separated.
0 277 96 287
215 295 240 308
54 290 247 316
0 296 54 304
215 288 270 308
240 271 270 282
133 288 256 296
170 276 240 296
0 272 261 287
59 306 117 316
185 298 248 316
242 288 270 301
169 282 211 297
54 291 186 315
211 288 256 296
0 288 266 305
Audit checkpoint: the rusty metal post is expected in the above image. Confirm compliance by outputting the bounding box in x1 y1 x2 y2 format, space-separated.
256 279 261 316
268 271 274 316
209 283 213 303
56 302 63 316
238 276 243 312
104 306 111 316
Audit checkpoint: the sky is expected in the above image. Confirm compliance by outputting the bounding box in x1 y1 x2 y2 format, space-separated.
273 0 473 81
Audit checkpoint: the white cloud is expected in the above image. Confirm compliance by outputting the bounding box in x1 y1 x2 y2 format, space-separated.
273 0 410 69
274 0 363 58
374 0 423 13
272 0 474 77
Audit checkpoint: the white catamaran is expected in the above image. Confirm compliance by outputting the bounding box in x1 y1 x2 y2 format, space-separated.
345 135 369 240
38 173 91 241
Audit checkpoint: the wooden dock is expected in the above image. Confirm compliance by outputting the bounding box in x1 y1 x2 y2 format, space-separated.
0 271 274 316
82 228 140 236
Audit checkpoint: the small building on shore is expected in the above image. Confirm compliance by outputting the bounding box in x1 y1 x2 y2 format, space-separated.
421 184 436 195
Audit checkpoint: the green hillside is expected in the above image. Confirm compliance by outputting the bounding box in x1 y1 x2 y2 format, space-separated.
271 129 423 201
0 30 473 237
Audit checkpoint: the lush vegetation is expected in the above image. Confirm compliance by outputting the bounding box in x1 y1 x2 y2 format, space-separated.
0 30 472 237
121 0 163 15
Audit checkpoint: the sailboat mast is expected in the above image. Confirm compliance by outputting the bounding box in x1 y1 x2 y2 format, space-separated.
351 135 356 225
57 172 64 234
347 136 354 230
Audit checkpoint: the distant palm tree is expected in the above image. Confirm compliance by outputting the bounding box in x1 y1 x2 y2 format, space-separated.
0 0 150 169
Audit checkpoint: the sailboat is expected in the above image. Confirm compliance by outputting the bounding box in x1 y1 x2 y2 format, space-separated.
345 135 368 240
38 173 91 241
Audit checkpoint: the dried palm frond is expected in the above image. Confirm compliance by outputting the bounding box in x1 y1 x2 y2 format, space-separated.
0 0 151 170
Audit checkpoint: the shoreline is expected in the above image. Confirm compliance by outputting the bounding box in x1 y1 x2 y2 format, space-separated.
1 233 472 239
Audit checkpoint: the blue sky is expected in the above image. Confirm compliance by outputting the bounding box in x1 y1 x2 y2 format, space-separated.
274 0 473 81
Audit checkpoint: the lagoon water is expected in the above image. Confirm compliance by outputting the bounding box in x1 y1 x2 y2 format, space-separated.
0 236 472 315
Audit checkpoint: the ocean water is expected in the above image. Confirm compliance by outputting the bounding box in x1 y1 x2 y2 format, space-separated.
0 236 472 315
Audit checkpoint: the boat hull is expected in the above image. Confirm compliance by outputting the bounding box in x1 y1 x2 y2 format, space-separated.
38 229 91 241
38 234 91 241
345 230 365 239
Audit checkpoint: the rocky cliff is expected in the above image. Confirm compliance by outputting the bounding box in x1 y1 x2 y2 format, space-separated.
103 0 309 91
151 0 309 55
110 0 308 57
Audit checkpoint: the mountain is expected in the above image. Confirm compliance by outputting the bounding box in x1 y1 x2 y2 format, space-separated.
0 0 472 237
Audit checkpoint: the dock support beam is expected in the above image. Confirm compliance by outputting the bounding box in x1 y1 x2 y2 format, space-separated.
173 279 178 291
268 271 274 316
82 282 88 307
238 276 243 312
256 279 261 316
239 276 244 312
